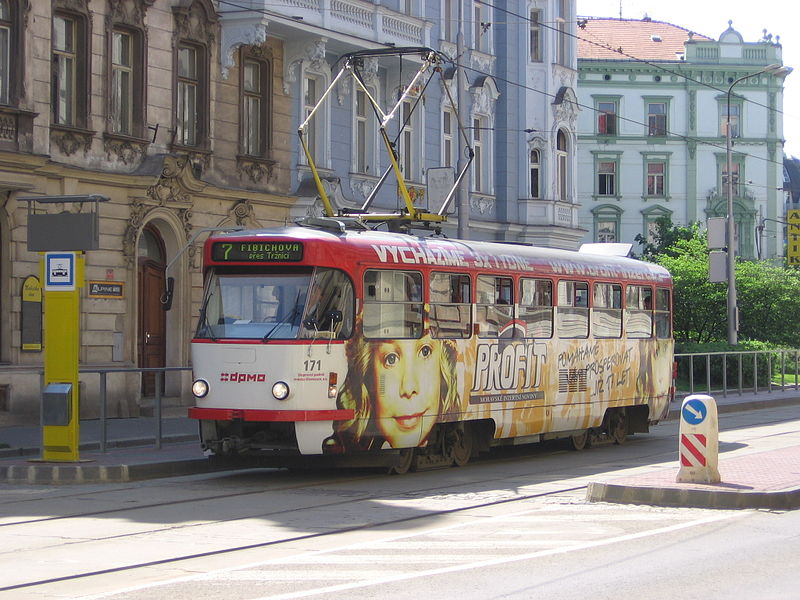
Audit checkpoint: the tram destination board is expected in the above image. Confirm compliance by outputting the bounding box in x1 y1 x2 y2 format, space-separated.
211 241 304 262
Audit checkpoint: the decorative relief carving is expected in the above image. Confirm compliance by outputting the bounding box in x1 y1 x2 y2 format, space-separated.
146 155 205 206
284 37 329 95
50 127 93 156
103 134 148 165
470 195 494 215
236 156 276 184
106 0 146 28
173 0 218 47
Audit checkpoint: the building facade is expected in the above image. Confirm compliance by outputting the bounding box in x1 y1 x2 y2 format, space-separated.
576 18 790 260
0 0 296 417
0 1 584 419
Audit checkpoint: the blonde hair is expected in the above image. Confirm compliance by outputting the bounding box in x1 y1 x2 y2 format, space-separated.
335 332 461 448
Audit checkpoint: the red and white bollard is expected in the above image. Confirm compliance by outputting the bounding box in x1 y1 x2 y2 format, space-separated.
676 394 720 484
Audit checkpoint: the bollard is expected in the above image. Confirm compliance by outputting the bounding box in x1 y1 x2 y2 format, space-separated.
676 394 720 484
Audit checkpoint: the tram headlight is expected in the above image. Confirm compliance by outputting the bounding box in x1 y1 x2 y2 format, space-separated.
192 379 209 398
272 381 290 400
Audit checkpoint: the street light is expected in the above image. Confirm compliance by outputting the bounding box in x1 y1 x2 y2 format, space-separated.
725 63 790 345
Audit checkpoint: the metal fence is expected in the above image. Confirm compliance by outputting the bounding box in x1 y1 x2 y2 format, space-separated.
0 365 192 452
675 350 800 397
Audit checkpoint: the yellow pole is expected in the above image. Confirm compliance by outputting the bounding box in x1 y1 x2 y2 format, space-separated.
41 252 83 461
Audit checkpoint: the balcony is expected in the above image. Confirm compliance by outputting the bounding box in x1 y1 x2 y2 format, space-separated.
242 0 429 47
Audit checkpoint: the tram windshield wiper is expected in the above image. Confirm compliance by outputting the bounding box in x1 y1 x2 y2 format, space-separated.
197 294 218 341
262 290 304 341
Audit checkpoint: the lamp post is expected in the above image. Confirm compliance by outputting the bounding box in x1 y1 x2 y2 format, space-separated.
725 63 788 345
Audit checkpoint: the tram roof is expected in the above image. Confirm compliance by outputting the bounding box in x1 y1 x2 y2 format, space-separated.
208 225 672 283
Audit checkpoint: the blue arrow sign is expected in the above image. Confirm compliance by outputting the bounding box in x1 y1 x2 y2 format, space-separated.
682 399 708 425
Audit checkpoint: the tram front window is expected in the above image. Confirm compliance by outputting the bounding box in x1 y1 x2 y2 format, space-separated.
196 267 353 340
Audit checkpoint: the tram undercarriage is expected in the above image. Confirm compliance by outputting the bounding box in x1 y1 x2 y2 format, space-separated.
198 404 653 473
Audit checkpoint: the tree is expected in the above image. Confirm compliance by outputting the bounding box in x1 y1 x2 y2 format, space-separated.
640 218 800 346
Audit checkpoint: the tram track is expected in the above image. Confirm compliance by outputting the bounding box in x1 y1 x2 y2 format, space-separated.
0 476 591 594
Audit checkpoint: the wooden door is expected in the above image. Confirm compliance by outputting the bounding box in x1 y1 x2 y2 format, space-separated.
138 260 166 395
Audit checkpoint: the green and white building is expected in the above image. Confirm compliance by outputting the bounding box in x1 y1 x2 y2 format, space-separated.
576 18 790 259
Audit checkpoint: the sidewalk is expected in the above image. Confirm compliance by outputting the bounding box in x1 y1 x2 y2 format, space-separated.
1 390 799 503
587 387 800 510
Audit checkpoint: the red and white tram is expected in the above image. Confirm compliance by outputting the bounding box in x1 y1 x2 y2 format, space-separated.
189 222 674 471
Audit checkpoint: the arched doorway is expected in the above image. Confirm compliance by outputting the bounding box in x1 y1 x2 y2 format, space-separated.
137 225 166 395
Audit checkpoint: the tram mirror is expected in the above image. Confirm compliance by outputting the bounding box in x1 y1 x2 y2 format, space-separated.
161 277 175 311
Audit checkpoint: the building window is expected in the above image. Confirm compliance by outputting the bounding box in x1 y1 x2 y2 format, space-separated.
176 43 202 146
642 206 672 244
110 28 145 137
303 74 319 163
530 149 540 198
400 98 416 180
473 1 489 52
592 204 622 243
353 86 376 173
241 53 270 158
646 161 665 196
647 102 667 136
472 116 492 193
555 0 569 66
721 102 741 138
52 14 79 126
402 0 414 16
529 9 542 62
0 0 10 105
722 161 741 197
598 101 617 135
443 108 456 167
598 161 616 196
556 129 568 201
442 0 457 42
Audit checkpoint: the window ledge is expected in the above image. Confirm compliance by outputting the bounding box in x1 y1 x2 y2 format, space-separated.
592 195 621 202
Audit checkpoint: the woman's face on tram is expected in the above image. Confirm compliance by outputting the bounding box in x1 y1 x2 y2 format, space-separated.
370 337 443 448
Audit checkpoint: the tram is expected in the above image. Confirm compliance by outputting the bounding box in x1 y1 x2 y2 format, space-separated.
187 47 674 471
188 224 674 471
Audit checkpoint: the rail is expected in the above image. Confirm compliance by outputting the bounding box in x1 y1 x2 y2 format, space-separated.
675 349 800 397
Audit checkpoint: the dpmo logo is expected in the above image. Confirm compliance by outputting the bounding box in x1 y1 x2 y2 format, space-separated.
220 372 267 383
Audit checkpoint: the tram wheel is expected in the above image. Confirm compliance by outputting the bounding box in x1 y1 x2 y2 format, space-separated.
609 411 628 445
450 426 473 467
388 448 415 475
570 430 590 451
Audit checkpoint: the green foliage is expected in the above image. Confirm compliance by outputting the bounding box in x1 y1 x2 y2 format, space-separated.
639 218 800 347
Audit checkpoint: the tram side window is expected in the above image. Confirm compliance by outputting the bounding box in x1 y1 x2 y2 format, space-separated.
557 280 589 338
476 275 514 338
519 278 553 338
593 282 622 338
363 270 423 339
430 272 472 339
626 285 653 338
299 268 354 339
655 287 671 339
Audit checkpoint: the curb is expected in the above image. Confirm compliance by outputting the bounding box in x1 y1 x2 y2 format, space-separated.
0 434 198 459
586 481 800 510
666 393 800 421
0 456 218 484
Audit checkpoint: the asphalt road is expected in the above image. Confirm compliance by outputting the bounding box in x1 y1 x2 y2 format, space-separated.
1 404 798 600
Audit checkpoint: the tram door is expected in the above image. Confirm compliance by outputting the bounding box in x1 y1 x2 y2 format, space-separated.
137 227 166 396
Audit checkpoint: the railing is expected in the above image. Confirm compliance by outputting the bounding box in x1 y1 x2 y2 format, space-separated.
0 365 192 453
85 367 192 452
675 350 800 397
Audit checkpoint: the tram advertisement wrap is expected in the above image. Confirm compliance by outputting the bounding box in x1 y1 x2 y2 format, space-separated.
327 329 672 452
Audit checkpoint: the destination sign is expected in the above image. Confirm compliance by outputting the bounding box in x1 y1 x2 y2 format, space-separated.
211 241 304 262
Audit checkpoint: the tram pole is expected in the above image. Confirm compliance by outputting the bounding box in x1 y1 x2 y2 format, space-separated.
456 0 469 240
